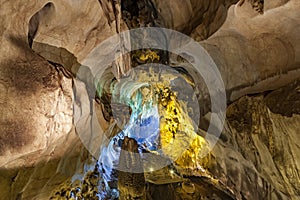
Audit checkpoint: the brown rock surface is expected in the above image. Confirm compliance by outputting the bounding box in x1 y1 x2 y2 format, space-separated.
197 0 300 101
210 80 300 199
0 0 299 199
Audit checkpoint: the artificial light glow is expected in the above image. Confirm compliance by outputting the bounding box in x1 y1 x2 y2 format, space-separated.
92 64 210 199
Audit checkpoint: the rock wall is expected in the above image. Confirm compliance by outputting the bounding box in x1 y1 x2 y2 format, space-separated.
0 0 299 199
210 80 300 199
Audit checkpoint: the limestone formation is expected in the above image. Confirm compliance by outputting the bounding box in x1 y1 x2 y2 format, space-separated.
0 0 299 199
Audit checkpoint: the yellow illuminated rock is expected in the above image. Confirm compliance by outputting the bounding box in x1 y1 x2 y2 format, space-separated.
155 84 210 169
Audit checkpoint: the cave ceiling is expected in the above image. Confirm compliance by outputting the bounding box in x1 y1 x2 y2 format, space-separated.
0 0 299 199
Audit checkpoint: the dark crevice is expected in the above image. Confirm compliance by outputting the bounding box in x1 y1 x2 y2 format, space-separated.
121 0 169 65
238 0 264 14
47 60 74 79
121 0 159 28
28 2 54 48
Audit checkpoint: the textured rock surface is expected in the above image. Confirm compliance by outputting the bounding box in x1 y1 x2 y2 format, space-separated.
118 137 146 200
197 0 300 101
0 0 299 199
209 80 300 199
153 0 239 37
